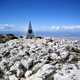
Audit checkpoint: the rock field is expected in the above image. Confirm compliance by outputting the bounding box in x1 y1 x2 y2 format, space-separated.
0 38 80 80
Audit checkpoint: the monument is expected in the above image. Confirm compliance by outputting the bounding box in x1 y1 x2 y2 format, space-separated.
26 21 34 39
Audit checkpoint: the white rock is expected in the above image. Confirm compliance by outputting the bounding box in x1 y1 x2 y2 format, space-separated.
0 38 80 80
50 53 58 59
25 70 32 78
60 51 69 59
36 64 55 79
54 63 80 80
9 75 17 80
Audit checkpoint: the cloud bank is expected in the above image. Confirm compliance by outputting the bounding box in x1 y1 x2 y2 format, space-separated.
0 24 15 30
51 25 80 31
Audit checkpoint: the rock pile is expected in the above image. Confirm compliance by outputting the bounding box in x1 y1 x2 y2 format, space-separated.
0 38 80 80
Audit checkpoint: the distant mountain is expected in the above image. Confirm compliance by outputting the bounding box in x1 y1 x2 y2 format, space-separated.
0 30 80 40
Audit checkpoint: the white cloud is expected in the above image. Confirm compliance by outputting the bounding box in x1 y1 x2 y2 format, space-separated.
62 25 80 30
51 26 60 30
0 24 15 30
51 25 80 31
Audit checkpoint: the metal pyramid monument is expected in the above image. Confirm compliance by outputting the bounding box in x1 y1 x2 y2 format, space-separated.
26 21 34 39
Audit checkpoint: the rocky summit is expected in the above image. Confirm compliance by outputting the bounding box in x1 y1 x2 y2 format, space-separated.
0 38 80 80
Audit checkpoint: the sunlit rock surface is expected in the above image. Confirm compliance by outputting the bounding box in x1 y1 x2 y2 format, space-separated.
0 38 80 80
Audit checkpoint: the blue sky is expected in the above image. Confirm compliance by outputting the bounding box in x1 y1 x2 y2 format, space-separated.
0 0 80 31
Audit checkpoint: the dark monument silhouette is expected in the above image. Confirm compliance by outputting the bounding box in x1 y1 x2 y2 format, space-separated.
26 21 34 39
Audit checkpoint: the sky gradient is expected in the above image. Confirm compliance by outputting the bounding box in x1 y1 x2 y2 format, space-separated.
0 0 80 31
